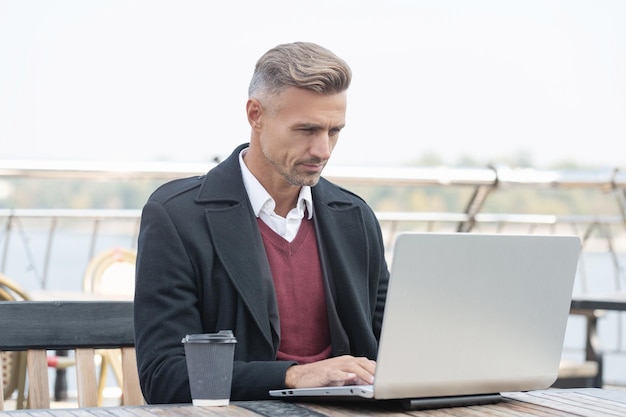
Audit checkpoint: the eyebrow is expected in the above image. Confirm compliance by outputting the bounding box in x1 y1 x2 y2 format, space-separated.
293 122 345 130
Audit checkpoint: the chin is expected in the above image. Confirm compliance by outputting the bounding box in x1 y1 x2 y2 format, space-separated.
285 170 322 187
303 173 322 186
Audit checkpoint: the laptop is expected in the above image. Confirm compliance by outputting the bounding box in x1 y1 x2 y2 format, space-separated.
270 232 581 410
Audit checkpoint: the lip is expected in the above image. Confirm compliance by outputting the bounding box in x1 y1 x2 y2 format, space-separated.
301 163 324 173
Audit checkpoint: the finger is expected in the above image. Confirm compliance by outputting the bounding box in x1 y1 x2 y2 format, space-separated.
351 368 375 385
328 365 373 386
349 358 376 384
327 371 357 386
357 358 376 374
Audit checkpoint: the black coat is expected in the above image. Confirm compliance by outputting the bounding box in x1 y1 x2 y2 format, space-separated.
134 144 389 403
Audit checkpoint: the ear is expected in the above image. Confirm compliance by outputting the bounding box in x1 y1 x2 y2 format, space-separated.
246 98 263 129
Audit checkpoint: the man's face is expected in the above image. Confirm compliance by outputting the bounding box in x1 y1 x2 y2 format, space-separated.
257 87 347 187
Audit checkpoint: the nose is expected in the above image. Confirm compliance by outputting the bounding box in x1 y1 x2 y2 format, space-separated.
309 133 332 161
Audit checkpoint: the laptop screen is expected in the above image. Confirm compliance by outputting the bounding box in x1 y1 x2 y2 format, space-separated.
374 232 580 399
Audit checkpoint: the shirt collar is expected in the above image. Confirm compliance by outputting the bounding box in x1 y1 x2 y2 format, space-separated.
239 148 313 219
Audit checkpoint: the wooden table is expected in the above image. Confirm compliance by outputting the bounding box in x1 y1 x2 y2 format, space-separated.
571 292 626 312
29 290 132 301
562 292 626 388
1 389 624 416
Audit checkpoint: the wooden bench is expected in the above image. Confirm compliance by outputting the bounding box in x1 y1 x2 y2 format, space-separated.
0 301 144 409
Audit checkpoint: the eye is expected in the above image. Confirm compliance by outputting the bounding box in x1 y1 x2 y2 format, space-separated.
329 128 342 137
296 126 317 136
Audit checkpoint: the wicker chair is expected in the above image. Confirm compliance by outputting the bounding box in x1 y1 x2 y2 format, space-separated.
0 273 30 409
83 247 137 297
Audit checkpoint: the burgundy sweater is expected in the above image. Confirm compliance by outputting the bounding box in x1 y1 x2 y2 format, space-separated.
257 218 332 363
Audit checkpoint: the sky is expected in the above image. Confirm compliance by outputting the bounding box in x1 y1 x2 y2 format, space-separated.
1 0 625 169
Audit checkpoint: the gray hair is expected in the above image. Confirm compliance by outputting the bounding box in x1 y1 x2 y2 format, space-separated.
248 42 352 99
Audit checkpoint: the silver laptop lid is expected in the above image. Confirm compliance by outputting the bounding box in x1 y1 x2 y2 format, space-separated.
374 232 580 400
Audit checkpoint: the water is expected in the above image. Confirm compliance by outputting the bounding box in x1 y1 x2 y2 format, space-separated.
1 225 137 293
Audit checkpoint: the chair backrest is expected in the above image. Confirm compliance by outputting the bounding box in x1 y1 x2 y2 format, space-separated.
0 274 29 409
83 248 137 297
0 274 30 302
0 301 144 409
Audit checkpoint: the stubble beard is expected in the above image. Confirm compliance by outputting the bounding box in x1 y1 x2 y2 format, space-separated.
265 152 324 187
283 167 322 187
279 160 325 187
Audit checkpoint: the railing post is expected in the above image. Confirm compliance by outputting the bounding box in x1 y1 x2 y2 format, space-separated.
457 165 498 233
41 217 57 290
0 214 12 273
458 184 496 233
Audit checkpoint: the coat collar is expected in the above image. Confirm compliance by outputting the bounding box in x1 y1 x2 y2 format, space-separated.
194 143 364 351
195 143 355 209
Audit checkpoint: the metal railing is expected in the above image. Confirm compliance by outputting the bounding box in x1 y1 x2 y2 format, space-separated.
2 160 626 287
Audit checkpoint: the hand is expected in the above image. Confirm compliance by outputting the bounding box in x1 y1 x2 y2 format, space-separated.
284 355 376 389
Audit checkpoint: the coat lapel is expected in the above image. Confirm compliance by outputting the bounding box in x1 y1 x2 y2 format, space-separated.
312 179 369 353
312 179 369 283
194 145 279 350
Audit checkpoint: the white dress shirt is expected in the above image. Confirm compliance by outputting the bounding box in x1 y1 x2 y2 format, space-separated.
239 149 313 242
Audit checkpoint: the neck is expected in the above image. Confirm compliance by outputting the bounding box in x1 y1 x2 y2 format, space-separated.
272 187 301 217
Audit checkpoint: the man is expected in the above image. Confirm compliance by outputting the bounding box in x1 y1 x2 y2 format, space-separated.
134 41 389 403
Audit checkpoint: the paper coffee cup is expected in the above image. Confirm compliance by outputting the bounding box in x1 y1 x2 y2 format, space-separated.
182 330 237 406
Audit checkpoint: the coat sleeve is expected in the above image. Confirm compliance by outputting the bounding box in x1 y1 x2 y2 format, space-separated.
134 200 201 403
134 200 296 403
